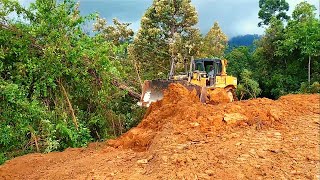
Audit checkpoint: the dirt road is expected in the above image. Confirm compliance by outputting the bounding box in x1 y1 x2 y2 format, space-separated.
0 84 319 179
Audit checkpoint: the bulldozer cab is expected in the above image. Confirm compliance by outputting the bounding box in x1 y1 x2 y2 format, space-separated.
191 59 223 87
193 59 222 76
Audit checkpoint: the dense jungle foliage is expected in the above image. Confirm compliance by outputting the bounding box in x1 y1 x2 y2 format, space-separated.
0 0 319 164
0 0 144 164
227 1 320 99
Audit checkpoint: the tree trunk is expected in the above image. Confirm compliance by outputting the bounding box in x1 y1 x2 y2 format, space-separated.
58 79 79 130
111 80 141 100
308 55 311 84
132 59 143 90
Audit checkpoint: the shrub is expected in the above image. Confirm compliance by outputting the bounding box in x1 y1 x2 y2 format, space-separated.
300 82 320 93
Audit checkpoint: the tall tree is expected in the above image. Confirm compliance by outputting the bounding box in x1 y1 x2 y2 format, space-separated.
258 0 290 27
255 17 286 70
199 22 228 58
253 17 292 98
93 17 134 46
252 2 320 98
128 0 200 80
281 2 320 83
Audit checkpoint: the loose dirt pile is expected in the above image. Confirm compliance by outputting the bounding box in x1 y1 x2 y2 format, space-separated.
207 88 231 104
108 83 314 151
0 84 319 179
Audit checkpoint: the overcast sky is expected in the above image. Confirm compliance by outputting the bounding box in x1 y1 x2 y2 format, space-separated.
18 0 320 38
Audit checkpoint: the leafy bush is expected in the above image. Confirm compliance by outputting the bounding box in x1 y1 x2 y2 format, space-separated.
236 69 262 100
0 80 50 158
0 153 6 165
0 80 93 161
300 82 320 93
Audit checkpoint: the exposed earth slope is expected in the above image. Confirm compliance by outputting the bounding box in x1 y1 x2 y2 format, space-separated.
0 84 319 179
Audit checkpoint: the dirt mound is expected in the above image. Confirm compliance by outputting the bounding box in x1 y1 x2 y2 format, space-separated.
207 88 231 104
0 84 319 179
107 84 317 152
108 83 200 151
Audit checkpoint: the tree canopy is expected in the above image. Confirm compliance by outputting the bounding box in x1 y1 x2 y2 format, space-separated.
258 0 290 27
199 22 228 58
128 0 200 80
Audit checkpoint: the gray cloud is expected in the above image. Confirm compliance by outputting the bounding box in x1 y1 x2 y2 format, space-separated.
16 0 320 38
79 0 264 37
193 0 264 37
194 0 319 37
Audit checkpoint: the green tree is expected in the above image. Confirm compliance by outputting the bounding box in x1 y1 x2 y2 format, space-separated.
93 17 134 45
252 17 295 98
258 0 290 27
226 46 254 78
252 2 319 98
168 29 202 72
199 22 228 58
281 2 320 83
255 17 286 75
93 16 140 90
128 0 200 80
0 0 142 163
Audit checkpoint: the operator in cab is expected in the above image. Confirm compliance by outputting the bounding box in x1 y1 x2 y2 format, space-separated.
208 66 215 77
208 65 215 86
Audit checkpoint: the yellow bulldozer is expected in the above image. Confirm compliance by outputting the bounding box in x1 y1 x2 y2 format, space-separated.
138 57 237 107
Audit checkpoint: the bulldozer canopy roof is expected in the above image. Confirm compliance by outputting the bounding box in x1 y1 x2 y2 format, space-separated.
194 58 222 63
193 58 222 73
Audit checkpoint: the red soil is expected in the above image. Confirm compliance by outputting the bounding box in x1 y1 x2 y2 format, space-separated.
0 83 319 179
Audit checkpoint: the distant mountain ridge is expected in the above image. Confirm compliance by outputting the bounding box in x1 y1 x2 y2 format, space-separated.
228 34 261 47
227 34 261 52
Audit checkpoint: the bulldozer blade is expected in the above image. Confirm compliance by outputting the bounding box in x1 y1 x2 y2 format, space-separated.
138 80 175 107
138 80 201 107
